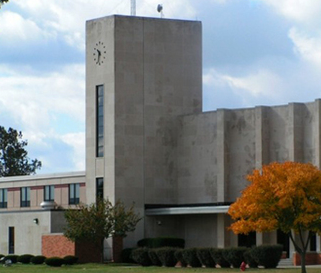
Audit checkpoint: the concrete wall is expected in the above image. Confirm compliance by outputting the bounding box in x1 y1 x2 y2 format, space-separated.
0 210 65 255
177 100 321 207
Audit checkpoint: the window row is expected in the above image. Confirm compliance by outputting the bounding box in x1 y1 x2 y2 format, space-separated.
0 184 81 208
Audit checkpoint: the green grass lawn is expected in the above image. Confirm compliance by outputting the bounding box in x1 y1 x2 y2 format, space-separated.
0 264 319 273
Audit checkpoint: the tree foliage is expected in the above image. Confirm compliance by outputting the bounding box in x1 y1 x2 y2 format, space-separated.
228 161 321 273
0 0 9 8
0 126 42 177
64 199 141 262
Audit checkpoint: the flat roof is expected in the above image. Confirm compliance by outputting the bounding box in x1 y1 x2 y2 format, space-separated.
145 205 230 215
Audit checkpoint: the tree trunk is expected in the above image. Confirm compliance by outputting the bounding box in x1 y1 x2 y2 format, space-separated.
300 249 307 273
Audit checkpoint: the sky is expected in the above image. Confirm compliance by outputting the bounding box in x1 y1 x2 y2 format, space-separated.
1 0 321 174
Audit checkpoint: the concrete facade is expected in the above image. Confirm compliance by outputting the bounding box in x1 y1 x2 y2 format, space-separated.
0 14 321 263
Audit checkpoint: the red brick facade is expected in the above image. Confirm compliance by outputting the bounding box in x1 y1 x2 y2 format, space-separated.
42 234 75 257
293 252 321 265
42 234 101 263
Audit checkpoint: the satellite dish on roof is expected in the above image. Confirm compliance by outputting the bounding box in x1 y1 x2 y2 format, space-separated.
157 4 164 18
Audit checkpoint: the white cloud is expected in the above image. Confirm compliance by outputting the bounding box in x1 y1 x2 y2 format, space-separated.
204 68 284 98
9 0 197 51
0 11 52 46
262 0 321 26
60 132 85 171
289 27 321 69
0 64 85 132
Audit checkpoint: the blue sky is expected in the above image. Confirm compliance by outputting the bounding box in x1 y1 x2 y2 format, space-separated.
1 0 321 174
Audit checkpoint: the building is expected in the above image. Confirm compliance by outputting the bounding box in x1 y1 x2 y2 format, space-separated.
0 14 321 264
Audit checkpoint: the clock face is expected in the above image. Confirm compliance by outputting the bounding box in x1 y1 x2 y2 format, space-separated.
93 41 106 65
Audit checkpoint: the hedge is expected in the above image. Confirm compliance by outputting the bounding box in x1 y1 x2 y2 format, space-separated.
251 244 283 268
210 248 230 268
196 248 216 267
63 255 78 265
121 248 136 263
155 247 177 267
131 248 152 266
45 257 65 267
18 254 34 264
31 255 46 265
137 237 185 248
182 248 202 267
223 247 247 268
174 249 188 267
148 249 162 266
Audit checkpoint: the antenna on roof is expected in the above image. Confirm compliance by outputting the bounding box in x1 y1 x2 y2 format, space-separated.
157 4 163 18
131 0 136 16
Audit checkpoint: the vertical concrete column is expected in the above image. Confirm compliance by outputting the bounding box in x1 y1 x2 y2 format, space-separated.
314 99 321 168
217 214 227 248
216 109 229 203
288 103 303 162
255 106 269 169
255 106 269 246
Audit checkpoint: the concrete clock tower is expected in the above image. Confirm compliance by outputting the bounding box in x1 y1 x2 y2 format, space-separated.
85 15 202 257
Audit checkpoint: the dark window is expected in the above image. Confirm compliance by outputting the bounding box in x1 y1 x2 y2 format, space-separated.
310 232 317 251
238 232 256 247
8 227 14 254
20 187 30 207
44 185 55 201
96 178 104 202
0 189 7 208
96 85 104 157
277 229 290 258
69 184 80 205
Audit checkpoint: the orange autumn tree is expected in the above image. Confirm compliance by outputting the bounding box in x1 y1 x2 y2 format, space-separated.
228 161 321 273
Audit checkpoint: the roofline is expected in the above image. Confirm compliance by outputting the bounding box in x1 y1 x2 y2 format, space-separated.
0 171 86 182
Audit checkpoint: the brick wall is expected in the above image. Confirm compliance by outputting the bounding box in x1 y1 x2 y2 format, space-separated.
42 234 102 263
42 234 75 257
293 252 321 265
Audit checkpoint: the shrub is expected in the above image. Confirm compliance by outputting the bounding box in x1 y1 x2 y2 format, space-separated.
18 254 34 264
121 248 136 263
210 248 230 268
196 248 216 267
31 255 46 265
174 249 188 267
251 244 283 268
182 248 202 267
155 247 177 267
137 237 185 248
131 248 152 266
5 255 19 263
148 249 162 266
137 238 152 248
63 255 78 265
244 249 258 268
223 247 247 268
45 257 65 267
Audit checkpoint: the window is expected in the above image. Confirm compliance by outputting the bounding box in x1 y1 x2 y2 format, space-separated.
8 227 14 254
96 178 104 202
69 183 80 205
44 185 55 201
0 189 7 208
20 187 30 207
96 85 104 157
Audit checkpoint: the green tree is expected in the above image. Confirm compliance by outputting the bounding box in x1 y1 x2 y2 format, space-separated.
0 126 42 177
0 0 9 8
64 199 141 262
228 161 321 273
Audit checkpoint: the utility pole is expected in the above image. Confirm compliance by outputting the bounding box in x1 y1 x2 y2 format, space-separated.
131 0 136 16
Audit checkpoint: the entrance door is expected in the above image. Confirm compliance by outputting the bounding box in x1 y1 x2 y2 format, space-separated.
8 227 14 254
277 230 289 258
